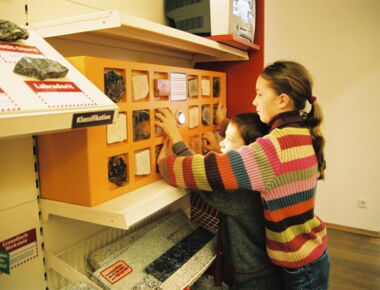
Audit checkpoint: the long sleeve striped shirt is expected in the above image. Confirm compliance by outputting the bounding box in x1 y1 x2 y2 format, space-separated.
159 111 327 268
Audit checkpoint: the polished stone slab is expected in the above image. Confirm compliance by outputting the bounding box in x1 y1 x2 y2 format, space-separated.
146 227 215 282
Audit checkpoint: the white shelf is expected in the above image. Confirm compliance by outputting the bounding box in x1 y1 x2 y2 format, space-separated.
40 180 188 230
31 10 249 63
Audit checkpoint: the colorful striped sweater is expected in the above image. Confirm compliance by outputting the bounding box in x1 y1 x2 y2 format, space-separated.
159 112 327 268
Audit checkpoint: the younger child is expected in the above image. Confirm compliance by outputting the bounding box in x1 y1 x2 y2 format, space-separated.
161 113 282 289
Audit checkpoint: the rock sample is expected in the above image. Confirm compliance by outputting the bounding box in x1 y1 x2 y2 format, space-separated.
108 156 127 186
0 19 29 41
145 226 215 282
13 57 68 80
133 110 150 141
104 70 125 103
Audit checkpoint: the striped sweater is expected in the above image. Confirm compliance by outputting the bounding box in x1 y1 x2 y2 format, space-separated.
159 113 327 268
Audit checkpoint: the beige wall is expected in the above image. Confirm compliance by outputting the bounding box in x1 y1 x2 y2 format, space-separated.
265 0 380 232
0 0 167 25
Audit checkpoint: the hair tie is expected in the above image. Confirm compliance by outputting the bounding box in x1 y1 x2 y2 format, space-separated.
308 96 317 104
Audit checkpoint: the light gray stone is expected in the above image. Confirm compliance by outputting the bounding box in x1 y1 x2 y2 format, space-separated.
0 19 29 41
13 57 68 80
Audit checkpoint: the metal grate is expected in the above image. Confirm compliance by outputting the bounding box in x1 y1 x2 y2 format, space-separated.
176 16 203 31
190 192 219 232
166 0 201 12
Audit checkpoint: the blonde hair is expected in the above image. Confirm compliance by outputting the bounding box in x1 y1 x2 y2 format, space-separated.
261 61 326 179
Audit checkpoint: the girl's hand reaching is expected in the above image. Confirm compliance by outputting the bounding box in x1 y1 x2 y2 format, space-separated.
155 108 183 144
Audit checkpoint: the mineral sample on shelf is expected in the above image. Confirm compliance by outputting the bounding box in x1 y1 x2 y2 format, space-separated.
13 57 68 80
0 19 29 41
213 77 220 97
108 156 127 186
104 70 125 103
133 110 150 141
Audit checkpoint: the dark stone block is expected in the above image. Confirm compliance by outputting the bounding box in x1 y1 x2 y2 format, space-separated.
145 227 215 282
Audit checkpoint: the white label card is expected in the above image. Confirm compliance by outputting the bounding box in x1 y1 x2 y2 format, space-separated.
170 72 187 101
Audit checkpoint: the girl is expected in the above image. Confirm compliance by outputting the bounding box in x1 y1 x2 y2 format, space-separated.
155 60 329 289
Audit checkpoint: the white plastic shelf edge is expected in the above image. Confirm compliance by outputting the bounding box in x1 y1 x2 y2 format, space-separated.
31 10 249 63
40 180 188 230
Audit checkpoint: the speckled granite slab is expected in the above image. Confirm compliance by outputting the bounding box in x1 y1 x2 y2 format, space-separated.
159 237 216 290
88 212 174 270
91 210 199 289
146 227 215 282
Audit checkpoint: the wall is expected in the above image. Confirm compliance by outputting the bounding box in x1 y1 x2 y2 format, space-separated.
265 0 380 232
0 0 167 26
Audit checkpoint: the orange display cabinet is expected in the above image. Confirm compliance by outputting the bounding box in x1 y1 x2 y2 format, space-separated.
37 56 226 206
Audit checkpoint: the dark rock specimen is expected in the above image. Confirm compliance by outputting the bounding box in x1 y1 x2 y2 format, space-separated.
213 77 220 97
0 19 29 41
104 70 125 103
133 110 150 141
13 57 68 80
108 156 127 186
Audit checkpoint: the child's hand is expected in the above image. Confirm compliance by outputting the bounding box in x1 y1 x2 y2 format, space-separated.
202 132 221 153
155 108 183 144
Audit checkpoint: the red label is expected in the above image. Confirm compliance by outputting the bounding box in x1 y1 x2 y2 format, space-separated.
0 42 43 55
0 229 37 253
25 81 82 93
0 87 4 93
100 261 133 285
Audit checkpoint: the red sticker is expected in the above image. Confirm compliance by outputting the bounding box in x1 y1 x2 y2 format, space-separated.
100 260 133 285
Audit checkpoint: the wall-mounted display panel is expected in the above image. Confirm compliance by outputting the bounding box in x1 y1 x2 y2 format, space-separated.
37 56 226 206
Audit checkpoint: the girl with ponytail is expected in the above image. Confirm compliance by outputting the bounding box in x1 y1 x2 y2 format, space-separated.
156 61 329 290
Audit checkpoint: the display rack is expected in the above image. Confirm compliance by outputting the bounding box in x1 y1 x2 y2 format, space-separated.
31 10 249 64
39 180 187 230
37 56 225 208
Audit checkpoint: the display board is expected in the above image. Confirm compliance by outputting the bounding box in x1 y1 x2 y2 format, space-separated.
37 56 226 206
0 30 118 138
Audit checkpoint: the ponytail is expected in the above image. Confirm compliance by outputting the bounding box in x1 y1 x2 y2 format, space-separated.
303 101 326 180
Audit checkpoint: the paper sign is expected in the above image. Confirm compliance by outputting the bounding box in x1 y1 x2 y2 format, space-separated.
0 228 38 274
25 80 97 108
170 72 187 101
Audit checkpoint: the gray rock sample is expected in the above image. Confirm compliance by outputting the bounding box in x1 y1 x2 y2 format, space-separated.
13 57 69 80
0 19 29 41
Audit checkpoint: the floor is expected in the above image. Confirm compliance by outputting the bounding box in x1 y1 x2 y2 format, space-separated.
328 228 380 290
